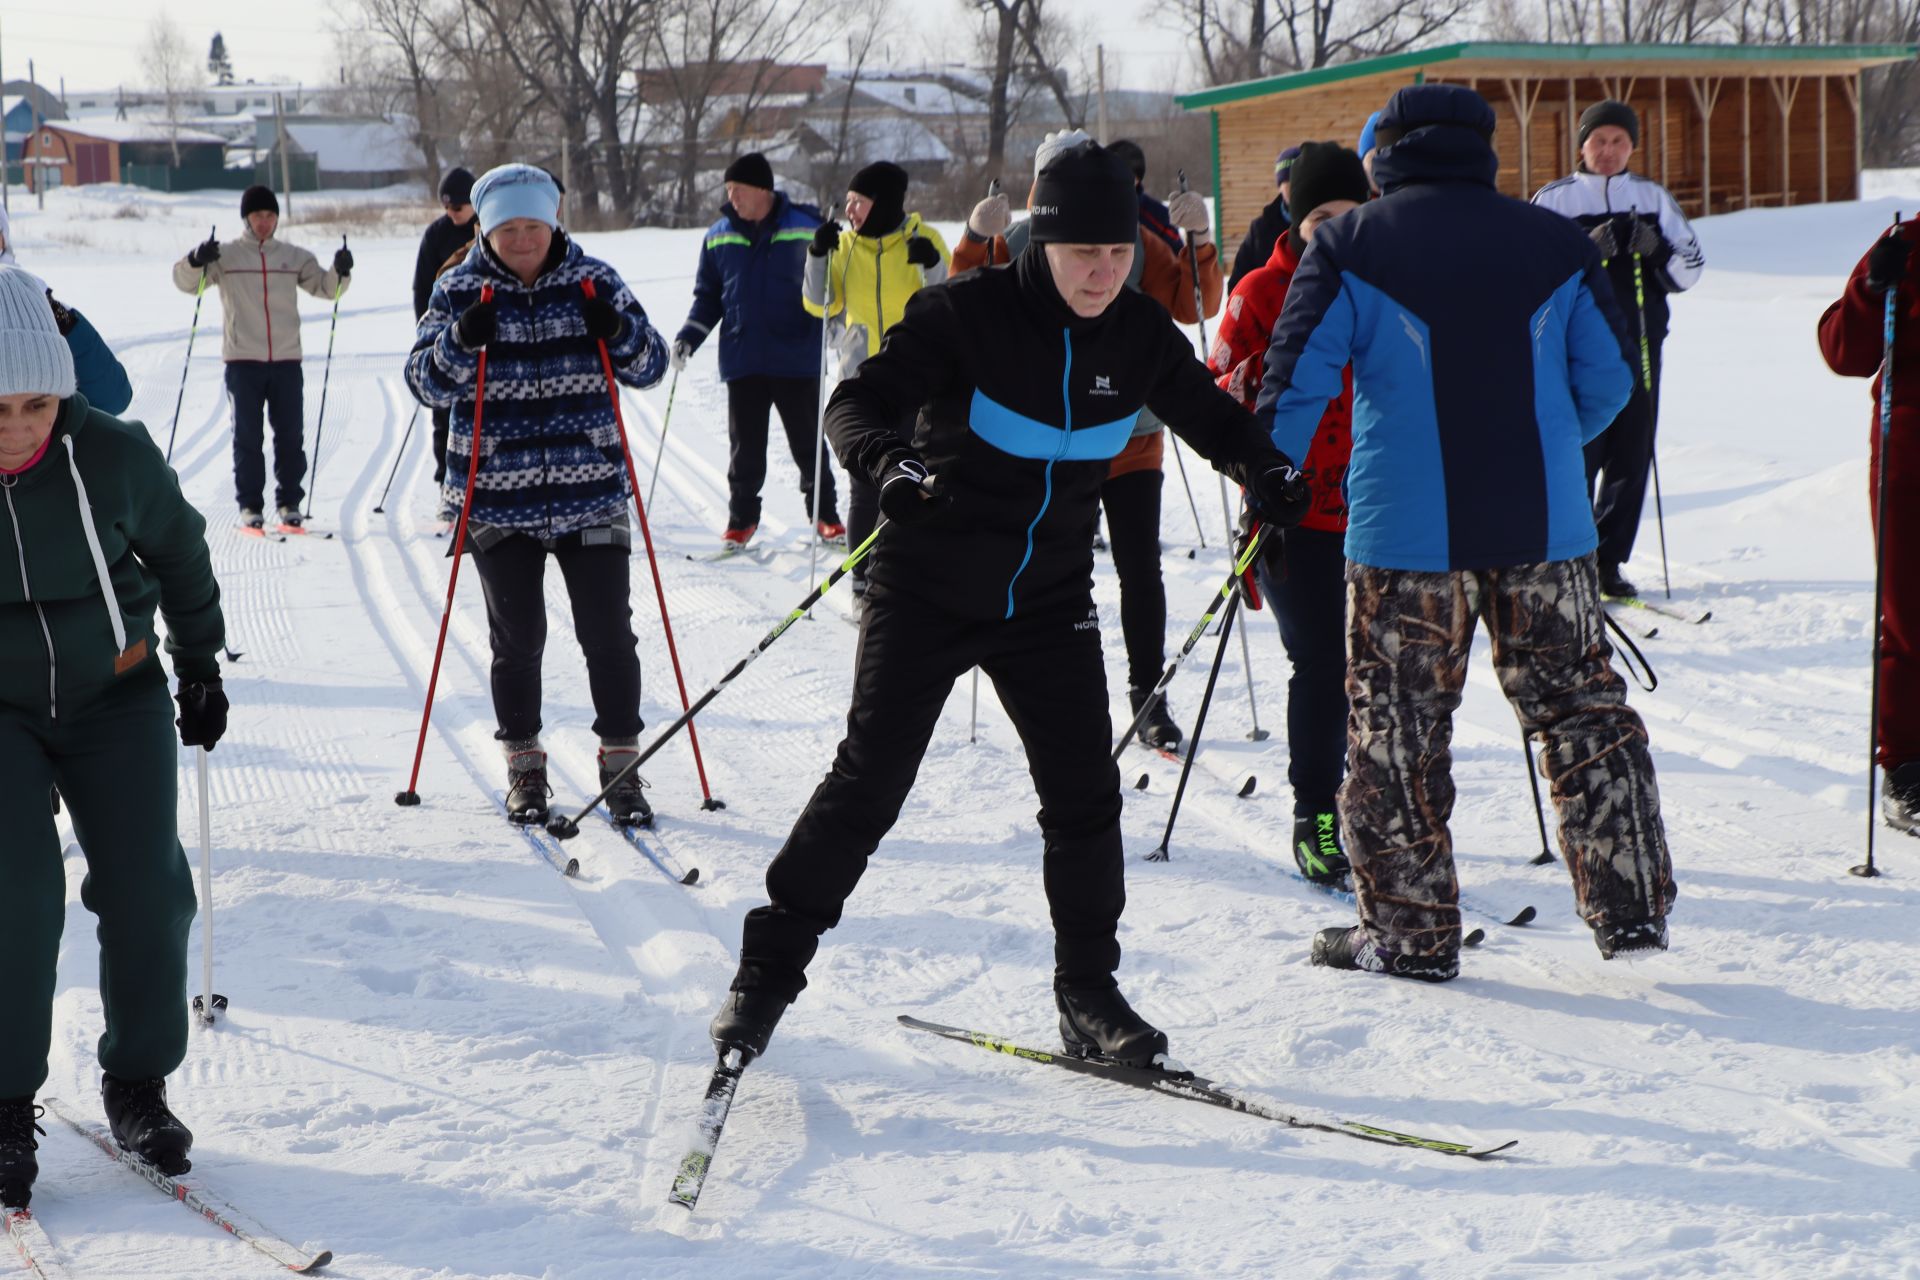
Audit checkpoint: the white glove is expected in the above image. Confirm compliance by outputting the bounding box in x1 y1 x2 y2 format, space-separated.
967 192 1012 241
1167 190 1211 235
671 339 692 372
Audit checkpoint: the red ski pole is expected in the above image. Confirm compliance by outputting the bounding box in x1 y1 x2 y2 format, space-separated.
397 285 494 807
580 278 723 810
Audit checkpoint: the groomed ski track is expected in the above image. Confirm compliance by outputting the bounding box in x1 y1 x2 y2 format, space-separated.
18 186 1920 1277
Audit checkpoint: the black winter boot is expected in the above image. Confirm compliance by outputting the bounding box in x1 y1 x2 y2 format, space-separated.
504 740 550 825
1291 812 1352 890
598 740 653 828
1884 762 1920 836
101 1074 193 1176
709 989 790 1063
1311 925 1459 983
1128 687 1183 752
0 1097 43 1208
1598 562 1639 599
1056 984 1169 1068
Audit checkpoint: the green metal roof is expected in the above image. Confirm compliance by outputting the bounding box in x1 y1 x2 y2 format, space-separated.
1176 41 1917 110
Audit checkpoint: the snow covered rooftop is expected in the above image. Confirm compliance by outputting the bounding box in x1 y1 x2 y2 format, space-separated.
43 119 229 145
853 80 983 117
276 118 418 173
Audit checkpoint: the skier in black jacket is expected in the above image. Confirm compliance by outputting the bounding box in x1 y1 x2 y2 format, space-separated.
411 167 477 499
709 141 1310 1068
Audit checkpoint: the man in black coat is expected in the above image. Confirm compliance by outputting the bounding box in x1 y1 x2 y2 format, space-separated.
411 167 477 500
708 140 1311 1071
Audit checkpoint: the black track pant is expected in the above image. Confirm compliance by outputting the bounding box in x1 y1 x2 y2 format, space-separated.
469 532 642 742
1587 338 1663 568
736 591 1127 1000
1101 466 1167 691
727 374 836 530
431 405 451 486
1254 525 1348 817
225 360 305 512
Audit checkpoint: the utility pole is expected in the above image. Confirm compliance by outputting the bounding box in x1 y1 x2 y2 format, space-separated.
274 91 293 221
1096 45 1110 145
1 13 10 214
29 56 42 209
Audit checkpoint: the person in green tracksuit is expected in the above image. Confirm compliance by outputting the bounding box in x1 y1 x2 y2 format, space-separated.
0 264 229 1208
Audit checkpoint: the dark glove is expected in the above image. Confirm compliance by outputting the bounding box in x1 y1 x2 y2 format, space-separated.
187 237 221 269
906 236 941 269
333 247 354 276
1869 233 1912 295
1587 219 1620 262
45 290 77 336
1627 217 1664 260
454 299 497 351
877 456 949 527
1245 463 1311 530
810 220 842 258
175 678 229 750
581 295 624 342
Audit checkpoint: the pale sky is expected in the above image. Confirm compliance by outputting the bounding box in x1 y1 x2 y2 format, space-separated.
0 0 1190 99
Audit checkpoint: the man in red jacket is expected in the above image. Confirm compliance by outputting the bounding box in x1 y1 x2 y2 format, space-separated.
1210 141 1369 887
1819 221 1920 835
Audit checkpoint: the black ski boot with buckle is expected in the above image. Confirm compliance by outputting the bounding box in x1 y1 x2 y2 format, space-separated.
504 740 550 825
0 1097 44 1208
598 740 653 828
709 988 791 1064
1055 984 1169 1068
101 1074 193 1176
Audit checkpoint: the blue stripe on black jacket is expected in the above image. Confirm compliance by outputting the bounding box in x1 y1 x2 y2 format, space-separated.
676 192 824 382
1256 86 1635 573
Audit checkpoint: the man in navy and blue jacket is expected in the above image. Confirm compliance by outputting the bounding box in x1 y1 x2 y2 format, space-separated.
674 153 840 546
1256 84 1676 981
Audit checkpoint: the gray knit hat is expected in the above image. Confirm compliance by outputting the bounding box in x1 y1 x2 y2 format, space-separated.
0 266 75 399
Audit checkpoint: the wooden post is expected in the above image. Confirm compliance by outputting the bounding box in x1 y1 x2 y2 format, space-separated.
1846 71 1863 200
1567 78 1577 168
1819 75 1830 202
1659 77 1670 187
1741 76 1751 209
1687 77 1722 216
274 92 292 219
1504 77 1542 197
1769 75 1801 206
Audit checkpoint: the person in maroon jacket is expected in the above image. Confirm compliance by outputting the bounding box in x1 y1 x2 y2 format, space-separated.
1819 221 1920 836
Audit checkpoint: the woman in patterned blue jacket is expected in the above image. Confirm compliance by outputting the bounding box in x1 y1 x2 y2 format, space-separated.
406 163 670 826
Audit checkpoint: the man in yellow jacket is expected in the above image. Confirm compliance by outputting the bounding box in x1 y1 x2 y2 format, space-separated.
171 185 351 533
802 161 949 598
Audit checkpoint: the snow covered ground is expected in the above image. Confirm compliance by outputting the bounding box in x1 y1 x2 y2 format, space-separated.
6 180 1919 1279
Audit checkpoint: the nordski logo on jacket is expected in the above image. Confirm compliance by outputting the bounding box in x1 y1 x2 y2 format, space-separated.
1091 374 1118 397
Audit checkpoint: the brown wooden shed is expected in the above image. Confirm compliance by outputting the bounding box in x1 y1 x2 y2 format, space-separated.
1179 42 1916 244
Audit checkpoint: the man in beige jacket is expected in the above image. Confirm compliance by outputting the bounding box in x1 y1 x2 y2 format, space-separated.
172 185 351 532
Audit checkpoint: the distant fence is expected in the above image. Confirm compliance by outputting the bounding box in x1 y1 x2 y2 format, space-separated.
123 158 319 193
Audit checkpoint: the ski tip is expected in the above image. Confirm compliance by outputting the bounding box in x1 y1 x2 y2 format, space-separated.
1236 776 1256 798
680 868 701 885
1463 927 1487 948
1186 548 1196 559
563 857 582 878
1507 905 1538 927
1133 773 1149 791
394 790 421 807
1696 610 1713 623
701 797 728 811
295 1250 335 1273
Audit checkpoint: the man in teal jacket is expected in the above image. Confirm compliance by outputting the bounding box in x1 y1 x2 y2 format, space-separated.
0 265 227 1207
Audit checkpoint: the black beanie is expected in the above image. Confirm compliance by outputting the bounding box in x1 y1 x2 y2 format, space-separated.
240 184 279 218
1579 100 1640 148
723 151 774 191
439 167 475 205
1285 142 1369 225
850 161 909 237
1028 140 1138 246
1107 138 1147 184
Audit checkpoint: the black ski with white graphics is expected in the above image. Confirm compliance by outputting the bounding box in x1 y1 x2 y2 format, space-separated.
898 1016 1517 1158
499 793 580 877
668 1048 748 1211
42 1098 333 1273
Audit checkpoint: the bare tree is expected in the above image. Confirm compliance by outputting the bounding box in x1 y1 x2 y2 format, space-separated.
332 0 451 188
1155 0 1465 83
140 11 198 166
803 0 896 209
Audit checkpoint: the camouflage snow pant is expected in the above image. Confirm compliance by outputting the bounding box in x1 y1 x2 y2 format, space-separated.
1340 554 1675 958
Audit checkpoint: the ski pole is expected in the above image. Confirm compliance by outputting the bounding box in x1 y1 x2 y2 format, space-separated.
1115 524 1268 761
582 278 720 810
645 365 680 513
808 245 852 599
396 284 494 807
165 224 215 464
189 747 228 1023
969 667 980 743
372 401 421 514
1520 729 1555 866
1166 433 1209 550
548 523 886 839
1857 214 1902 881
305 235 347 519
1146 582 1245 862
1629 251 1671 599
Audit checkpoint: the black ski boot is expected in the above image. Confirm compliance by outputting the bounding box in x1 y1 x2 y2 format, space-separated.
1884 762 1920 836
1128 687 1183 752
504 741 550 825
101 1074 192 1176
0 1097 43 1208
1598 561 1638 599
598 741 653 828
1592 917 1669 959
1056 984 1169 1068
1292 812 1352 890
710 989 789 1063
1311 925 1458 983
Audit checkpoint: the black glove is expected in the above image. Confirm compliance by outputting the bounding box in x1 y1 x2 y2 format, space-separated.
581 295 624 342
1869 233 1912 295
333 246 354 276
1587 219 1620 262
175 678 229 750
810 220 842 258
906 236 940 269
877 456 949 527
187 237 221 269
1244 463 1311 530
45 291 77 336
1627 218 1664 260
454 299 497 351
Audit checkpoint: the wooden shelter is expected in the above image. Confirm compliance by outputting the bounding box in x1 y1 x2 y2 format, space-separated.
1178 42 1915 243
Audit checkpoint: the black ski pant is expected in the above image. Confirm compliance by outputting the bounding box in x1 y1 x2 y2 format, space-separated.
431 405 450 487
1 667 197 1098
225 360 305 512
1586 337 1663 568
735 591 1128 1000
469 531 642 743
1101 464 1167 692
1254 525 1347 817
726 374 836 530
